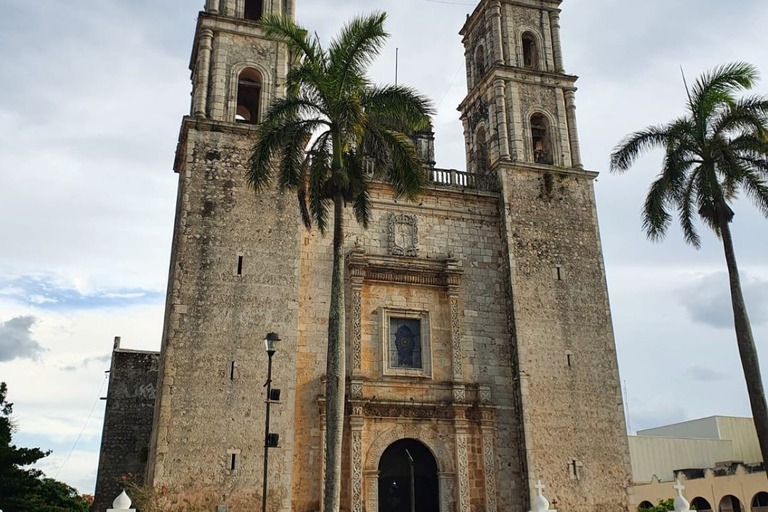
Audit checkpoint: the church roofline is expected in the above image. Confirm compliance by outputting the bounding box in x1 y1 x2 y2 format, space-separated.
460 0 562 36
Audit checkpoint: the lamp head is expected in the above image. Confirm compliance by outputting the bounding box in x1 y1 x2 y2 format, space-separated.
264 332 280 355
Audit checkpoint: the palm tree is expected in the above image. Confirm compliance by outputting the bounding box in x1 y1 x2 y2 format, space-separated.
247 12 433 512
610 62 768 466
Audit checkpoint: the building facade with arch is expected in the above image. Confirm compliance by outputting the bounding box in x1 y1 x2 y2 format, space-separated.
94 1 633 511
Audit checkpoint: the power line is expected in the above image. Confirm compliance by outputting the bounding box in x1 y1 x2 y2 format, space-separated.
54 373 109 479
416 0 476 5
436 62 465 109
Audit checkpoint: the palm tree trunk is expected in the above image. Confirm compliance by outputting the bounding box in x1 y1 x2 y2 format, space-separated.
719 216 768 471
323 193 346 512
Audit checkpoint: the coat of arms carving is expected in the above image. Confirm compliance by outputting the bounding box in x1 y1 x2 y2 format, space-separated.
388 214 418 257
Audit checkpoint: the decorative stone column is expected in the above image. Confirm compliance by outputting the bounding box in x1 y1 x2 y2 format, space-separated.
205 0 219 14
490 1 504 66
446 258 465 403
549 10 564 72
494 79 511 161
454 407 471 512
564 89 583 168
193 29 214 119
479 401 498 512
350 407 364 512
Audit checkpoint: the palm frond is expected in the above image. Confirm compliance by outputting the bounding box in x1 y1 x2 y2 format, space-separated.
677 173 702 248
328 12 388 93
362 85 434 133
690 62 758 112
610 124 673 172
260 14 322 64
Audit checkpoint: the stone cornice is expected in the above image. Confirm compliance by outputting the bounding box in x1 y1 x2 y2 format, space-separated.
347 249 462 289
173 116 259 173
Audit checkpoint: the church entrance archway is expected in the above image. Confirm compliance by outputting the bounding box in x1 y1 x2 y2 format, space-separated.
378 438 439 512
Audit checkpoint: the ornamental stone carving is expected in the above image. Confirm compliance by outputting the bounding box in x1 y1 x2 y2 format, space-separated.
389 214 418 257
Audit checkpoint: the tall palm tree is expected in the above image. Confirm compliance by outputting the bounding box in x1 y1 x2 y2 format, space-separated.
610 62 768 467
247 12 433 512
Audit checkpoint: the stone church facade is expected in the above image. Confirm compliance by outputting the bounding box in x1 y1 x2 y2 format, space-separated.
94 0 633 511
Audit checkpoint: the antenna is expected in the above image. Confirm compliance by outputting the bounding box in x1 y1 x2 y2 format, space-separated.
395 48 399 86
623 379 633 433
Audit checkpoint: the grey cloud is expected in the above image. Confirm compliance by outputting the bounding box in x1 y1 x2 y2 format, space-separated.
686 365 728 383
0 316 45 362
680 272 768 329
61 354 111 372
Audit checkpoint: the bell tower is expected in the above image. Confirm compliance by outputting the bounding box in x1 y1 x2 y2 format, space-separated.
459 0 582 174
146 1 302 510
459 1 632 512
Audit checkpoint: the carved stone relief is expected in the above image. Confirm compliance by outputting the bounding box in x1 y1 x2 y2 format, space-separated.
388 214 418 257
456 433 471 512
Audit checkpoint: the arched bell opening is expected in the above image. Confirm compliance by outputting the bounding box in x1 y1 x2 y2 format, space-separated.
244 0 263 21
378 439 439 512
475 126 489 174
522 32 539 69
236 67 262 124
475 45 486 81
530 113 553 165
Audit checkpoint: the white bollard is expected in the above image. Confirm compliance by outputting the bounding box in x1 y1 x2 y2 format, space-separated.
673 481 691 512
107 490 136 512
530 480 557 512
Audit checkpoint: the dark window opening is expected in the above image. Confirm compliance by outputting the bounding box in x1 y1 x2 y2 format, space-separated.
566 353 572 367
230 361 236 380
753 493 768 511
522 33 538 69
531 114 553 165
244 0 263 21
237 255 243 275
230 454 237 471
475 127 489 174
236 68 262 125
639 502 655 511
556 266 564 281
720 496 743 512
693 498 712 512
475 45 486 80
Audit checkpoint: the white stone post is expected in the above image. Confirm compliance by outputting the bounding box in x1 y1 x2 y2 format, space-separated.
530 480 556 512
107 490 136 512
674 481 691 512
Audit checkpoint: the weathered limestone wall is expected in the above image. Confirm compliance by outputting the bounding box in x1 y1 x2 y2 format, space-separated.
146 118 302 512
93 345 159 512
499 163 632 512
291 183 526 512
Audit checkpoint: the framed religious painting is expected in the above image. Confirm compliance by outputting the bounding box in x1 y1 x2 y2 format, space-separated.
380 308 432 378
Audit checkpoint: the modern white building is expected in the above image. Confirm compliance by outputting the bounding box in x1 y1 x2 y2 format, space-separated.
629 416 767 512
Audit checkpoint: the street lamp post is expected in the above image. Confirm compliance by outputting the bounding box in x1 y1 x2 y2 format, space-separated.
262 332 280 512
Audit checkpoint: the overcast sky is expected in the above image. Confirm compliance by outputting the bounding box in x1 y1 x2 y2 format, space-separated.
0 0 767 495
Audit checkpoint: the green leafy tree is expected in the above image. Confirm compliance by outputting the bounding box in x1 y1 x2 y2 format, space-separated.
247 12 433 512
610 62 768 466
0 382 90 512
639 499 676 512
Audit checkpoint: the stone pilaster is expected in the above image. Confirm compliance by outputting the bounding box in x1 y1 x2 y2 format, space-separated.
455 407 471 512
193 29 214 119
494 79 511 161
549 10 564 72
490 1 504 66
564 89 583 168
480 406 498 512
350 408 364 512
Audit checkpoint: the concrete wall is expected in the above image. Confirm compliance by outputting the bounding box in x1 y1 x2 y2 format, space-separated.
628 436 735 484
93 346 159 512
